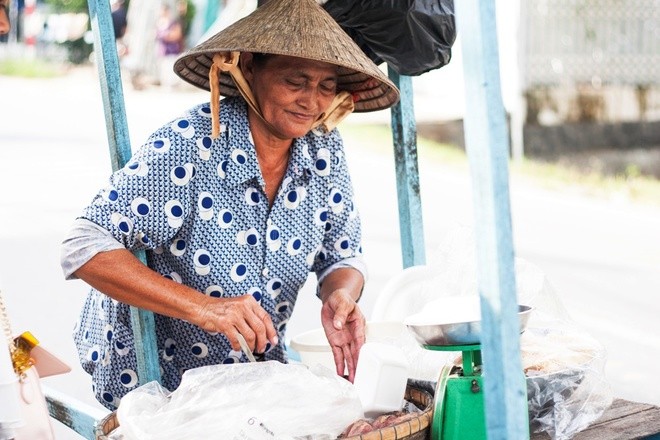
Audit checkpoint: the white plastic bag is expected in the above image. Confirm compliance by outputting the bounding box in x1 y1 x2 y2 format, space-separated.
116 361 363 439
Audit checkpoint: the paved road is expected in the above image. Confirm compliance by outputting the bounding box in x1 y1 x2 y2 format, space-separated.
1 66 659 438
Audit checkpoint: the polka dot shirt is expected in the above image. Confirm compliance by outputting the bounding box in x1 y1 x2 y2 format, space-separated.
73 97 364 409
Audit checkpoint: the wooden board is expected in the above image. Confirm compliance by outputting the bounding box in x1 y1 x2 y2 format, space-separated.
531 399 660 440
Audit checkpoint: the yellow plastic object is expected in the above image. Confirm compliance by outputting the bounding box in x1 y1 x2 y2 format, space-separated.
17 331 39 348
11 331 39 375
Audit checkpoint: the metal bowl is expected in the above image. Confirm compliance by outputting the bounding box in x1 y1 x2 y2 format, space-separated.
405 305 533 347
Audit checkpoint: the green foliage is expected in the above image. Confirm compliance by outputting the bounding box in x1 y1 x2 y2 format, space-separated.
0 58 64 78
44 0 88 14
624 164 641 179
60 37 94 64
183 0 196 37
41 0 93 64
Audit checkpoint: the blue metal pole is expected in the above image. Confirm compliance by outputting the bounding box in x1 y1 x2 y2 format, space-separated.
455 0 528 438
87 0 162 386
388 68 426 269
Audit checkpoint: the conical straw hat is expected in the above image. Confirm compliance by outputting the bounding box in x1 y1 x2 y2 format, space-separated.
174 0 399 113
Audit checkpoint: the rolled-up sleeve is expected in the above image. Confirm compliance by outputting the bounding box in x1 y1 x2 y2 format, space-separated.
60 218 125 280
316 257 368 286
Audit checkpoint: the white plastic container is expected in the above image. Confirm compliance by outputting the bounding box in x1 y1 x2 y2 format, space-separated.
288 321 406 373
353 342 410 418
287 327 337 372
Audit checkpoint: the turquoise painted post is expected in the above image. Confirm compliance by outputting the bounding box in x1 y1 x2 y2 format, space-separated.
454 1 528 439
87 0 130 172
43 385 109 440
204 0 221 34
388 68 426 269
87 0 162 386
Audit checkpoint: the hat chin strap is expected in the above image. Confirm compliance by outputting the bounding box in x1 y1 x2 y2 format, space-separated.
311 90 355 135
208 52 355 139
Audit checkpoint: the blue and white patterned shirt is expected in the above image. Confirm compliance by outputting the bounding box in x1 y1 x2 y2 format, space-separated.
70 97 364 409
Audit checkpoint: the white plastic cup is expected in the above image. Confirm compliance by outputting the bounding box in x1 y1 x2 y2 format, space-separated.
353 342 410 418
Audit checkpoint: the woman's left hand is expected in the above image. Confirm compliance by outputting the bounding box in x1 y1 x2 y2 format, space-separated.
321 287 366 383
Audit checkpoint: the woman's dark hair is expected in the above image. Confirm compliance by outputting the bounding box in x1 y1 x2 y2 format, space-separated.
250 52 273 67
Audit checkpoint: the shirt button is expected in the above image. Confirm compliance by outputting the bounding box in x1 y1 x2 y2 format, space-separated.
261 268 269 277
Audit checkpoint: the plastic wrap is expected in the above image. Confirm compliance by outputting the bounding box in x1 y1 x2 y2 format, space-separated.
114 361 363 439
410 225 614 440
522 326 611 440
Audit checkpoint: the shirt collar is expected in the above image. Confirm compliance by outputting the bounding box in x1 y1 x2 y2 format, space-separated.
222 98 314 188
222 99 263 188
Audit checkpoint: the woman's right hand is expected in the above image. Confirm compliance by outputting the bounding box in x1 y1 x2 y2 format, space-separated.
73 249 279 355
196 294 278 354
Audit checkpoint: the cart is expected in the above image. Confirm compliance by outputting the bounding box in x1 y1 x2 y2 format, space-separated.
42 0 660 439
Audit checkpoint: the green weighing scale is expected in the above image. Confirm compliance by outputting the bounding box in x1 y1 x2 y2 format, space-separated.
406 304 532 440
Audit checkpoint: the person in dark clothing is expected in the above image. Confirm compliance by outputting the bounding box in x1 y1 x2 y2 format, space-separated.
111 0 127 39
111 0 128 57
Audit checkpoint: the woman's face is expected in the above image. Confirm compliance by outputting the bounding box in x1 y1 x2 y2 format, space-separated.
241 53 338 140
0 0 10 35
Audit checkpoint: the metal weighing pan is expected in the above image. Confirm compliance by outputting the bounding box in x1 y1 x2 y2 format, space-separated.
405 304 533 346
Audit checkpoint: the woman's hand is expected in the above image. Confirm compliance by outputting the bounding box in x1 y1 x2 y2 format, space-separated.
321 289 366 382
196 294 278 354
74 249 278 355
319 268 366 382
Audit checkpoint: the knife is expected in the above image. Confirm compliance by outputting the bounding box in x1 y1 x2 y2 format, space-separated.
237 333 257 363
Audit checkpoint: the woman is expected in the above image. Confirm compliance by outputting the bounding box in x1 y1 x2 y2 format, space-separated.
61 0 399 409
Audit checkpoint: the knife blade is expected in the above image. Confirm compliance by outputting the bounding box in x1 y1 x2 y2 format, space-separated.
237 333 257 363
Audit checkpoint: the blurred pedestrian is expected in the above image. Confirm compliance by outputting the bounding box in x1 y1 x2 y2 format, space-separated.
111 0 128 57
156 2 184 88
0 0 10 36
